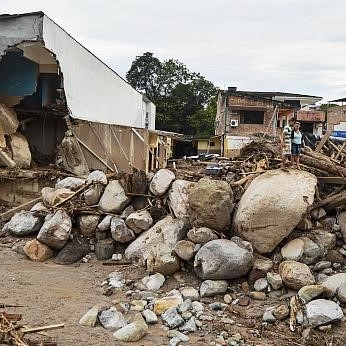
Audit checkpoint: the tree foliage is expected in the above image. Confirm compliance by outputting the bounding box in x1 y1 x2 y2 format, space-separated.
126 52 217 136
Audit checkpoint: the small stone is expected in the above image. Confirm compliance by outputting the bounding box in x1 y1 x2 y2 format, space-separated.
249 291 266 301
241 281 250 292
224 294 233 304
281 238 304 261
199 314 213 321
23 239 54 262
254 278 269 292
125 211 153 234
142 273 165 291
316 273 328 283
79 306 99 326
200 280 228 297
180 287 200 301
181 311 193 320
191 301 204 314
279 261 315 290
167 330 190 342
306 299 344 328
263 310 276 323
221 317 235 324
314 261 332 271
209 302 227 311
238 296 250 306
99 308 127 331
142 309 158 324
267 272 283 290
113 313 148 342
178 299 192 313
173 240 196 261
298 285 324 302
339 248 346 256
153 296 183 315
320 268 333 275
319 324 332 331
273 305 290 320
337 283 346 303
187 227 219 244
130 300 146 312
179 316 198 332
162 307 185 328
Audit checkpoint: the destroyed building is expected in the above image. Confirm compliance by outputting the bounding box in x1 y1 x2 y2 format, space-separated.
0 11 177 207
215 87 324 157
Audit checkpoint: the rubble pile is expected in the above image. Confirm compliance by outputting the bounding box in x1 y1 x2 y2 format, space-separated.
4 139 346 344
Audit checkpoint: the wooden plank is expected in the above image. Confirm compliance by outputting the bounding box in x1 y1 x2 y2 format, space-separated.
315 128 332 152
76 137 115 172
317 176 346 184
22 323 65 334
0 197 42 222
335 141 346 160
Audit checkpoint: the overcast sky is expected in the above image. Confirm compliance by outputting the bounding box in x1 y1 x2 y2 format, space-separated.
1 0 346 102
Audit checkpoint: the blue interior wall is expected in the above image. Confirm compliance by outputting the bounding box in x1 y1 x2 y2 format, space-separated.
0 50 38 96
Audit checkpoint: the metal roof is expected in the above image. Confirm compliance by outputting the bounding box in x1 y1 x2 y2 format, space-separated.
329 97 346 103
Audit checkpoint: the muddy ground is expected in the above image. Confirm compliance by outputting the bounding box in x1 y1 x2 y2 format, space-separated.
1 238 345 346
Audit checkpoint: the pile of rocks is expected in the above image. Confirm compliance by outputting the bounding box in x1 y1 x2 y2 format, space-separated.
4 166 346 343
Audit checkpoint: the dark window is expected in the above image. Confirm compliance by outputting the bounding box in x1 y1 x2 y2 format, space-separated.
209 141 215 147
240 110 264 124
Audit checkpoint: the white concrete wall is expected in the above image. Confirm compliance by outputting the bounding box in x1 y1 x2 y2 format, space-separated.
42 15 155 129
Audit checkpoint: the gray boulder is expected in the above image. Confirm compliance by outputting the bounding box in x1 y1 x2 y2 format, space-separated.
125 211 153 234
3 211 43 236
97 215 112 231
99 308 127 331
200 280 228 297
149 169 175 196
99 180 130 213
194 237 253 280
78 215 100 237
233 169 316 253
55 177 85 191
168 180 193 219
84 170 107 205
187 227 218 244
125 215 187 275
188 178 233 232
111 218 135 243
161 307 185 328
37 210 72 250
306 299 344 328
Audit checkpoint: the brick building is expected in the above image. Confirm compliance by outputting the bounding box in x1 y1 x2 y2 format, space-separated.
215 87 323 157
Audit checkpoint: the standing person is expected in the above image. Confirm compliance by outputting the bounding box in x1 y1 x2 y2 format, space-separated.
281 117 296 169
291 121 303 169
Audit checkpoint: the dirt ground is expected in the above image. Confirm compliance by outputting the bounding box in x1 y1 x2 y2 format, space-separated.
1 238 346 346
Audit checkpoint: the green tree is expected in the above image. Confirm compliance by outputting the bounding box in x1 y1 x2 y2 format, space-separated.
126 52 217 136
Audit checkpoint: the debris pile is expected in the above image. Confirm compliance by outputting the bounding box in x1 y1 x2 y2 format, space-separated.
3 139 346 344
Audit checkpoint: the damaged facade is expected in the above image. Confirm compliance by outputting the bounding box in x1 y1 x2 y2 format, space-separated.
0 12 171 175
215 87 324 157
0 12 176 206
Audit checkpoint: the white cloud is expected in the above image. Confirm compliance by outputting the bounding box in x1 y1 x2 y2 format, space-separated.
1 0 346 101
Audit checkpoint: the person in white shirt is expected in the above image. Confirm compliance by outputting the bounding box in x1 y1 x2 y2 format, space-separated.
291 121 303 169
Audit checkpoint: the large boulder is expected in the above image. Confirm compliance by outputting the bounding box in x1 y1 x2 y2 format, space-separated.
111 218 135 243
37 210 72 250
125 211 153 234
3 211 43 236
306 299 344 328
149 169 175 196
233 170 316 253
279 260 315 290
168 180 193 219
9 133 31 168
194 237 253 280
84 170 107 205
23 239 54 262
125 215 187 275
55 177 85 191
77 215 100 237
98 180 130 213
188 178 233 232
